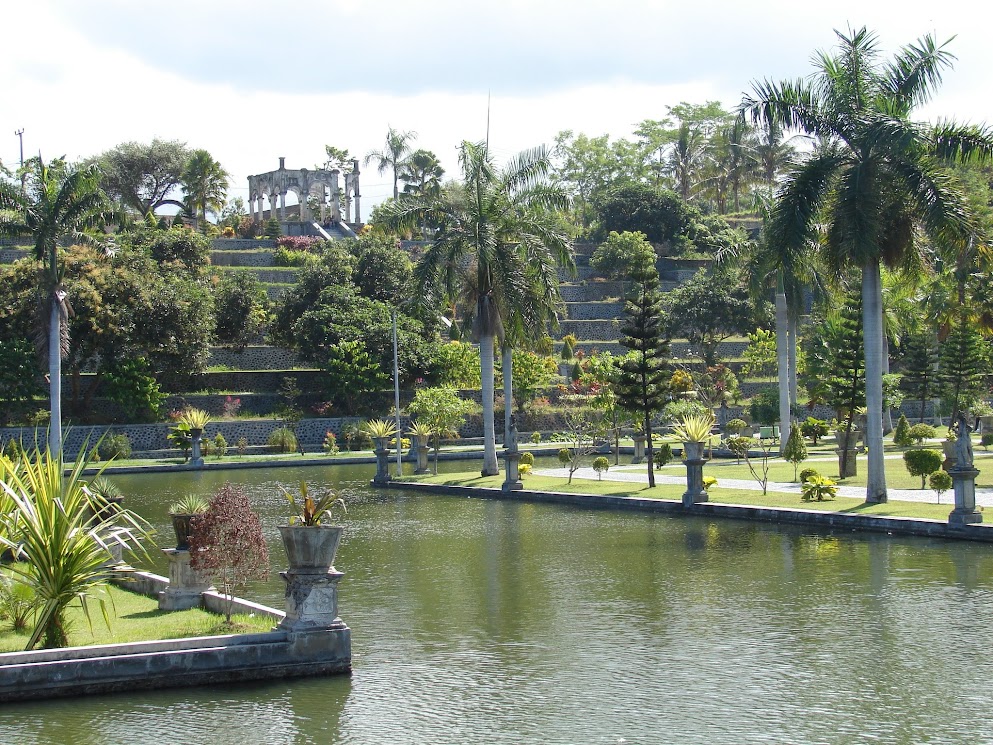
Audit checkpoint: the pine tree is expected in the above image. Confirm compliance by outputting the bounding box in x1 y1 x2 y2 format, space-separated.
937 310 987 423
900 332 939 423
893 413 913 448
616 259 670 488
782 420 808 481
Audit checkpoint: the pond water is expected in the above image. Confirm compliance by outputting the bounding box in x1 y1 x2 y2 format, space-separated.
2 461 993 744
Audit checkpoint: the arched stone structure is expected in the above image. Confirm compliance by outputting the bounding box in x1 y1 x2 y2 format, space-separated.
247 157 362 228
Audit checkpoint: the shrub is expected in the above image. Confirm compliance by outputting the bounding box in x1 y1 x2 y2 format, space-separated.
908 423 936 445
748 388 779 426
725 435 750 462
267 427 298 454
592 456 610 480
929 470 952 503
800 417 830 445
323 431 340 455
799 468 820 484
221 396 242 419
558 448 571 465
0 571 38 632
519 463 533 476
98 433 132 461
189 484 269 623
801 474 838 501
702 476 718 492
783 424 808 480
903 448 943 488
236 437 249 456
892 414 913 447
530 431 542 444
654 442 673 469
264 217 281 238
983 433 993 450
519 452 535 467
724 418 748 436
212 433 228 458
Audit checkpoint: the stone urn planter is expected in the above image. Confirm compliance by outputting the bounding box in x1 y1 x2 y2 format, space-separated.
681 440 709 506
942 438 958 471
631 434 647 464
167 495 209 551
278 524 346 631
834 429 861 451
279 524 344 574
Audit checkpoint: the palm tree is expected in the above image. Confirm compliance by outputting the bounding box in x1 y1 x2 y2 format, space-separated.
379 141 572 474
365 127 417 200
181 149 229 229
666 121 708 201
400 149 445 198
742 27 993 503
0 157 109 455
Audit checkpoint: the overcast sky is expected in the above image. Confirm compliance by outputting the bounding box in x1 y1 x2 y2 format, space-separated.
3 0 991 215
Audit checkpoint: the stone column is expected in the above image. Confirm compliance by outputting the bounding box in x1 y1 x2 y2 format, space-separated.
280 192 287 220
351 160 362 223
502 416 522 491
159 549 214 611
682 441 709 507
414 435 430 474
189 428 204 468
373 437 392 484
330 170 342 222
631 435 646 464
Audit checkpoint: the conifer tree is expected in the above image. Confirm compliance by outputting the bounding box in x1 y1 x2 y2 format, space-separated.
893 413 913 448
782 420 808 481
616 243 670 487
937 310 987 424
901 332 939 423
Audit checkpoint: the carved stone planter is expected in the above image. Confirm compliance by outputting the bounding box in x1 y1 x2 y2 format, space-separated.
170 513 197 551
631 435 647 464
278 525 346 632
681 441 709 507
373 437 392 484
189 428 205 468
413 434 431 475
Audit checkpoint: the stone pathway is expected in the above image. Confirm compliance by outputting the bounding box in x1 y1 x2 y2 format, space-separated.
533 463 993 508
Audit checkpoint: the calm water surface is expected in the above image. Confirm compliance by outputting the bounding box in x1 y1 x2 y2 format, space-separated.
1 460 992 744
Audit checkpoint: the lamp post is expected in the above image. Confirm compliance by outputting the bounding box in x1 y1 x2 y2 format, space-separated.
392 310 402 478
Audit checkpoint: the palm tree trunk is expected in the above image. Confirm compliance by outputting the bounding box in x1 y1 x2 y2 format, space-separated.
863 261 887 503
882 333 893 434
480 335 499 475
787 312 798 410
775 275 791 455
48 302 62 456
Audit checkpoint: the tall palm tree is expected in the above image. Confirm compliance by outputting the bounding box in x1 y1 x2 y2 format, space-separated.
365 127 417 200
743 27 993 503
666 121 708 201
380 141 572 474
0 157 109 455
181 149 229 229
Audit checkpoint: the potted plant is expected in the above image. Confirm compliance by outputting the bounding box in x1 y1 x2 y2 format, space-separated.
279 481 347 574
672 413 715 461
179 408 211 467
408 421 433 475
167 494 209 551
363 419 398 483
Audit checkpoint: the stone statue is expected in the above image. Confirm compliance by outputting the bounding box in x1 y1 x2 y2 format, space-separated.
507 414 518 452
956 413 974 468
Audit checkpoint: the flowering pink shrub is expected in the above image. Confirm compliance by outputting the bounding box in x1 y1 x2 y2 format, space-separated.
275 236 320 251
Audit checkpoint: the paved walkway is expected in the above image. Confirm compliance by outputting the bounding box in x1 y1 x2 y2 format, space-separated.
534 462 993 508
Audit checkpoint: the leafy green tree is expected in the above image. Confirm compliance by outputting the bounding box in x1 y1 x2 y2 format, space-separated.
399 149 445 198
92 139 190 216
324 340 389 415
741 327 777 377
103 357 164 422
661 268 753 367
590 230 656 294
365 127 417 199
379 140 572 475
510 350 556 413
552 130 641 229
593 183 693 245
181 149 229 229
800 417 830 446
615 257 670 487
904 448 943 489
430 341 481 388
0 157 110 453
353 234 412 304
743 27 993 503
214 271 271 349
0 339 42 426
407 386 476 474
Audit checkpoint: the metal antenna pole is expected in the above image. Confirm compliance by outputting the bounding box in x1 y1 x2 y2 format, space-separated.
393 310 403 478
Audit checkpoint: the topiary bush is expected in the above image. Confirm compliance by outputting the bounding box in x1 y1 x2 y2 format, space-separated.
519 452 535 467
929 470 952 503
558 448 571 465
592 456 610 480
654 442 673 469
98 433 132 461
724 418 748 436
903 448 943 488
892 414 913 447
982 432 993 450
908 423 936 445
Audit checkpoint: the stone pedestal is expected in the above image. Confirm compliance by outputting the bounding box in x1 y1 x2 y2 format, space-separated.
502 449 523 491
373 439 392 484
682 441 709 507
414 436 430 475
159 549 214 611
836 448 858 478
949 466 983 526
632 435 646 464
279 569 346 631
189 429 204 468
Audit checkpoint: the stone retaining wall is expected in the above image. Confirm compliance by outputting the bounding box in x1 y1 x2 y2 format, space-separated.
211 238 276 250
210 250 275 267
564 301 625 320
209 346 301 369
216 266 300 283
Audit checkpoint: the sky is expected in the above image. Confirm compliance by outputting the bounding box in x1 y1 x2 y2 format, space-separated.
3 0 992 216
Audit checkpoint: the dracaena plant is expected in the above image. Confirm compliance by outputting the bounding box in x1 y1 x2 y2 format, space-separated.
671 413 715 443
179 408 211 431
282 481 347 526
362 418 398 440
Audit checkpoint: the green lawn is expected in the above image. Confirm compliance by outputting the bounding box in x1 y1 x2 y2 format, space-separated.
0 584 274 653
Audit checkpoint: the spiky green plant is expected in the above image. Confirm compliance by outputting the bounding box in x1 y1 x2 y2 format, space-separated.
0 449 153 649
671 413 715 443
362 418 398 440
282 481 347 526
179 408 211 431
168 494 210 515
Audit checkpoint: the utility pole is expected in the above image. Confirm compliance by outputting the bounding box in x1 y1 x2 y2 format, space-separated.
13 129 25 196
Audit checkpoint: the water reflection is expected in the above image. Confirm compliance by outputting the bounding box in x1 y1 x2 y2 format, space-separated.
1 461 992 743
